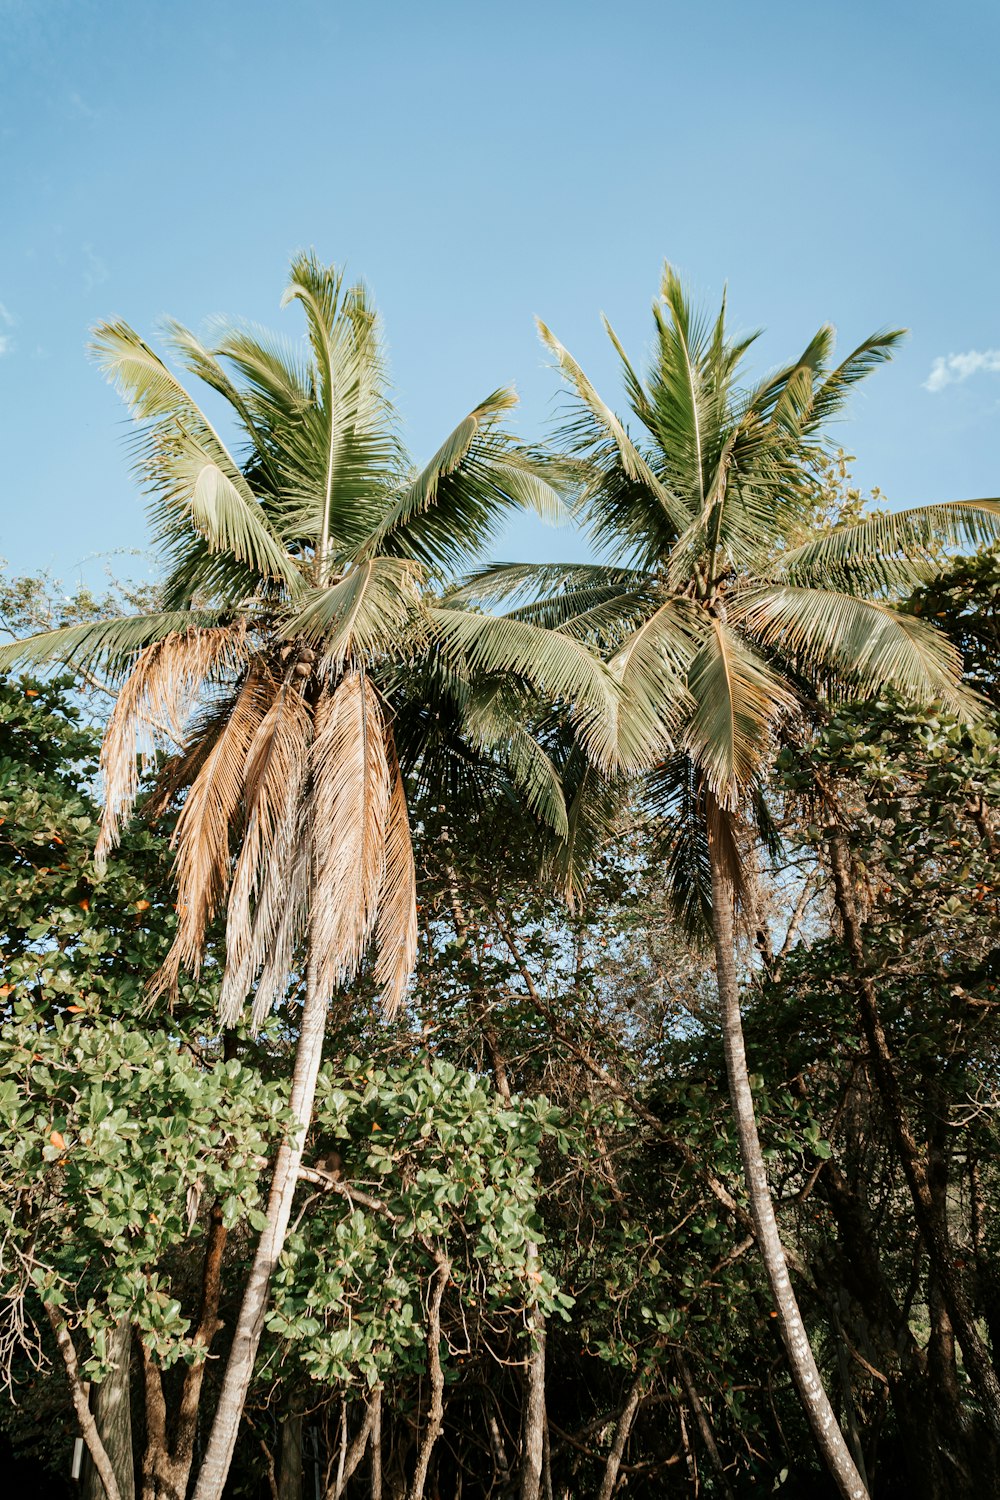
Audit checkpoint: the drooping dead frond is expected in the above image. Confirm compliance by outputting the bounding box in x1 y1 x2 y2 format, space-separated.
219 678 312 1025
95 625 250 870
153 660 275 996
309 670 392 998
373 727 418 1015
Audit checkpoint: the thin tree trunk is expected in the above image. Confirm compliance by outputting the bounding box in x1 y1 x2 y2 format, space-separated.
278 1408 304 1500
192 952 329 1500
45 1303 123 1500
675 1353 734 1500
707 828 869 1500
407 1257 449 1500
370 1389 383 1500
595 1371 644 1500
520 1255 547 1500
83 1316 135 1500
827 826 1000 1435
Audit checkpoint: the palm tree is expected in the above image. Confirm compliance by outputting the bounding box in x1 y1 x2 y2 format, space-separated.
458 266 1000 1500
0 255 618 1500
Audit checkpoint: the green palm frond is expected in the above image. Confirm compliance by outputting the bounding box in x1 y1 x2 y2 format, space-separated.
0 611 225 678
282 558 425 666
360 391 561 572
735 584 974 712
537 318 692 537
91 321 301 591
463 685 569 839
772 500 1000 590
683 620 798 805
428 606 621 770
803 329 907 431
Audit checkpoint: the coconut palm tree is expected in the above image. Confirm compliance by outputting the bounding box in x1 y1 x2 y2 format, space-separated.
458 266 1000 1500
0 254 618 1500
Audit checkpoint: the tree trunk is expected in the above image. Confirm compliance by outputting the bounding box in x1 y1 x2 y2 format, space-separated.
519 1257 547 1500
595 1371 644 1500
407 1257 449 1500
82 1317 135 1500
278 1409 304 1500
191 952 329 1500
707 826 869 1500
827 826 1000 1436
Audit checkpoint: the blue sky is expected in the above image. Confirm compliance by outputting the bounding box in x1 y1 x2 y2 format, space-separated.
1 0 998 589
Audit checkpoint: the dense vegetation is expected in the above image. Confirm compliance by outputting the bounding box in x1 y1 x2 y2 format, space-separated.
1 261 998 1499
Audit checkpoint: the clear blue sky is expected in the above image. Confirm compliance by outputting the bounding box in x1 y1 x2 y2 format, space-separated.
2 0 998 589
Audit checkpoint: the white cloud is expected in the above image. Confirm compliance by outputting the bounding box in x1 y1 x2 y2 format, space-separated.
0 302 14 355
0 335 12 357
924 348 1000 392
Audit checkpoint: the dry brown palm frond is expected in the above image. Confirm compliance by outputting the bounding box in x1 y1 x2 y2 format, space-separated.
140 698 237 823
96 624 251 869
246 810 311 1029
219 678 312 1025
373 725 418 1015
309 670 391 998
153 658 275 995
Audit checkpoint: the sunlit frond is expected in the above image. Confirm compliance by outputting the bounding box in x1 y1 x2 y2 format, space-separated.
95 625 250 869
429 606 621 770
735 584 973 712
373 730 418 1015
683 621 798 806
282 558 425 668
771 500 1000 590
0 610 225 678
309 670 392 997
538 319 692 536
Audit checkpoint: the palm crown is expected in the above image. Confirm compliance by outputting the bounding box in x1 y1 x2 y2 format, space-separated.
0 254 618 1021
461 266 1000 916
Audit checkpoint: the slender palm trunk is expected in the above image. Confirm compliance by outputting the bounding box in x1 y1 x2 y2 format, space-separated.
192 952 328 1500
707 830 868 1500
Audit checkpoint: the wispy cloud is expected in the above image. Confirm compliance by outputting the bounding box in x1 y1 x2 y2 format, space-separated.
924 348 1000 393
0 301 15 356
82 243 108 293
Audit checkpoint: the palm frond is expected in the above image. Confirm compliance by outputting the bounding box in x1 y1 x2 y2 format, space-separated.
91 321 300 590
359 390 522 570
537 319 692 536
463 684 569 839
0 611 225 678
584 600 695 772
219 680 312 1026
683 621 797 806
373 729 418 1015
95 625 251 869
771 499 1000 591
283 558 425 668
735 584 974 713
154 663 276 994
428 606 621 770
309 671 392 997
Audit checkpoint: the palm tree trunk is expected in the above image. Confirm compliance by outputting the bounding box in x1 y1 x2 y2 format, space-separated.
191 951 328 1500
707 829 868 1500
